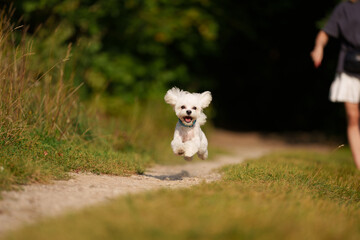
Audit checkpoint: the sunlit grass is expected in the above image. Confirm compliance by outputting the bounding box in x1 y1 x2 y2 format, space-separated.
0 133 149 192
5 149 360 240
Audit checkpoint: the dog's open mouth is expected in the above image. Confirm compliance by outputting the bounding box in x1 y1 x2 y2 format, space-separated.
183 116 193 123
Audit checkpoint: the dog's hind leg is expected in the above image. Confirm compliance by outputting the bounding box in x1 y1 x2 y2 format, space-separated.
184 156 193 161
197 131 208 160
197 149 208 160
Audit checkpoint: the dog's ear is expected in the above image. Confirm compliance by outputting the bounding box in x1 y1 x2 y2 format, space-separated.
164 87 181 107
200 91 212 109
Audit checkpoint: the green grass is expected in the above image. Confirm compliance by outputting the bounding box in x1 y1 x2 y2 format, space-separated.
4 149 360 240
0 133 150 193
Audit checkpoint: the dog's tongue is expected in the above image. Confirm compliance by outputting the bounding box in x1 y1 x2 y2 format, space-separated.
184 117 192 123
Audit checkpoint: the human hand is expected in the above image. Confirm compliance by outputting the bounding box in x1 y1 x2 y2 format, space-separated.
310 46 324 68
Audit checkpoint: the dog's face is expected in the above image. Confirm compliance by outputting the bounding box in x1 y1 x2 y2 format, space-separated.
175 94 201 126
164 87 212 127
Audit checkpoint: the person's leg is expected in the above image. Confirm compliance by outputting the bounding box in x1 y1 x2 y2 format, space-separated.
344 102 360 169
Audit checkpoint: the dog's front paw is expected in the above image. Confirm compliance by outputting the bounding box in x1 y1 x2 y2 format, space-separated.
176 149 185 156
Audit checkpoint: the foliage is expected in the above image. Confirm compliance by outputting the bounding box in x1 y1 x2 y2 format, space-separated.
5 149 360 240
12 0 219 107
9 0 350 133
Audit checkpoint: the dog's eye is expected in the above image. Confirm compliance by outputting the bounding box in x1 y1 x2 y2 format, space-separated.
181 105 186 109
192 106 197 110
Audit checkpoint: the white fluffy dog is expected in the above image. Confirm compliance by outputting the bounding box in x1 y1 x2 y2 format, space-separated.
164 87 212 161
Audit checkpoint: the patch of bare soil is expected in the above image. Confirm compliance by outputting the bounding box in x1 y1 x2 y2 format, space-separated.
0 130 331 235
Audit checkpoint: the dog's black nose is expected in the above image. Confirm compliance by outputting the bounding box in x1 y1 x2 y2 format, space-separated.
186 110 192 115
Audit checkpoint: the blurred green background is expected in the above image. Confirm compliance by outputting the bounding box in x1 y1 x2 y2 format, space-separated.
10 0 344 136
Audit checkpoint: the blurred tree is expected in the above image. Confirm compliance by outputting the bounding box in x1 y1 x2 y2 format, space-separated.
12 0 219 104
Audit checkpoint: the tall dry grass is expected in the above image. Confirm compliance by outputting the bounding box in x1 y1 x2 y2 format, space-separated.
0 7 82 145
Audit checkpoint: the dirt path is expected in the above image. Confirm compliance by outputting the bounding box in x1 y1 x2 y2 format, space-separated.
0 130 331 235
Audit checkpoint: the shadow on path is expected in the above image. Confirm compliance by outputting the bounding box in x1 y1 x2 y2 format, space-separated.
144 170 190 181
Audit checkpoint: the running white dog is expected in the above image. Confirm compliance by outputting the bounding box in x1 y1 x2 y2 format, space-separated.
164 87 212 161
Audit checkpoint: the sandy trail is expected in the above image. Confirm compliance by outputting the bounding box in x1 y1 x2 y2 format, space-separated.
0 130 330 235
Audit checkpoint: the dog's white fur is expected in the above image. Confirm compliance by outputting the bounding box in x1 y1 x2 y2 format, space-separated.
164 87 212 161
